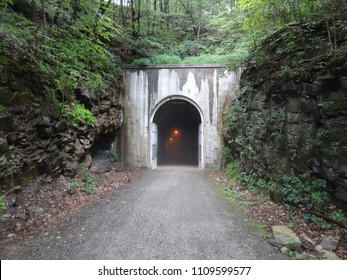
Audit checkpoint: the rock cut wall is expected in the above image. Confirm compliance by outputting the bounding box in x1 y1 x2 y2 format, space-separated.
0 64 123 192
225 21 347 205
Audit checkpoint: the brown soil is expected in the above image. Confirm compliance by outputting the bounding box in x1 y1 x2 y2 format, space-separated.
209 171 347 260
1 167 345 260
0 166 141 245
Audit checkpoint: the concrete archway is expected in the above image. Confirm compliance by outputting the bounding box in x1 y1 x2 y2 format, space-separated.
150 96 203 168
122 65 241 169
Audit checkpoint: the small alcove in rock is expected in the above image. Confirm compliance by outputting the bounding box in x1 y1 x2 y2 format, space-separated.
84 131 119 170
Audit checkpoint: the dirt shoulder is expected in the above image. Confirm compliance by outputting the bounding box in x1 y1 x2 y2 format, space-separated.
208 171 347 260
0 165 141 245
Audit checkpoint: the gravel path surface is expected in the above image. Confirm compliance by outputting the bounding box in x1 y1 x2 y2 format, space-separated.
0 166 287 259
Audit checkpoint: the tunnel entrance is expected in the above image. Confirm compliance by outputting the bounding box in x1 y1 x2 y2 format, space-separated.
152 98 202 167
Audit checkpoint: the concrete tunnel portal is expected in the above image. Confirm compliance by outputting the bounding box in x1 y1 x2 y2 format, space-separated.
152 99 202 166
122 65 241 169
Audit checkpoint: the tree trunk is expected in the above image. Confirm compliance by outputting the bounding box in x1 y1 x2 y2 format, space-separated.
130 0 136 36
137 0 141 35
152 0 157 34
31 0 36 21
164 0 169 29
41 0 46 27
196 0 202 42
120 0 125 25
72 0 80 20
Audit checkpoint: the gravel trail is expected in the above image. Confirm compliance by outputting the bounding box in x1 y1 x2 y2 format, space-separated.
0 166 286 259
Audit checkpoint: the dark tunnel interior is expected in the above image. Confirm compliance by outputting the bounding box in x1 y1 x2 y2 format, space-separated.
153 99 201 166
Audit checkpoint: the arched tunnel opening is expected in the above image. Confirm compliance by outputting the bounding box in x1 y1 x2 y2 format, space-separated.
153 99 202 166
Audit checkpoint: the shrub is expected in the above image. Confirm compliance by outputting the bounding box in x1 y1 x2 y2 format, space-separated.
132 58 151 66
68 181 80 195
152 54 182 64
61 104 97 127
132 54 231 65
225 159 241 185
83 174 97 195
0 104 6 113
0 196 6 212
279 172 329 210
182 54 230 64
108 148 118 162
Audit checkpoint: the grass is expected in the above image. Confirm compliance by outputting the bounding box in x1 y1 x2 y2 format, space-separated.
211 178 270 240
132 54 230 66
249 220 270 238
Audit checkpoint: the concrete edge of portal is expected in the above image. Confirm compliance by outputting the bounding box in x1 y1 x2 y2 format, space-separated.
121 64 227 70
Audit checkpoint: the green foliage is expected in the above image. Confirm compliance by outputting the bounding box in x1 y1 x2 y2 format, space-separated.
68 181 80 195
83 174 97 195
304 213 332 230
181 55 230 64
227 46 250 70
108 148 118 162
132 54 230 65
152 54 182 64
222 147 232 164
0 104 6 113
223 104 245 135
240 173 268 192
250 220 269 237
0 3 120 102
132 58 151 66
61 104 97 127
225 159 241 185
0 196 6 212
285 249 310 260
331 210 347 224
223 186 243 203
0 196 5 222
279 172 329 210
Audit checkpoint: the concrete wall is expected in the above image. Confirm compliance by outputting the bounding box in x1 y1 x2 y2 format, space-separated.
122 64 241 169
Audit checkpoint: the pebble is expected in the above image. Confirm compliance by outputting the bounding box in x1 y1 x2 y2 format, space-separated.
16 213 28 221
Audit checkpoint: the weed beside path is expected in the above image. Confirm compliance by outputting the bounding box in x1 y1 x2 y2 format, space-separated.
208 170 347 260
0 167 141 245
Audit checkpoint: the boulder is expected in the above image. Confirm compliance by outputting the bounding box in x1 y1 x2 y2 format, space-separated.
319 236 339 252
318 250 341 260
299 233 316 250
272 226 301 250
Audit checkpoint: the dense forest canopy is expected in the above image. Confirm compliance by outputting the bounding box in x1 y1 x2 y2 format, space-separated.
0 0 344 124
2 0 345 67
0 0 345 113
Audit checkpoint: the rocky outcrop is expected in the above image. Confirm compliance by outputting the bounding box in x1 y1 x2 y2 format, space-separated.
225 20 347 206
0 63 123 192
271 226 341 259
272 226 301 250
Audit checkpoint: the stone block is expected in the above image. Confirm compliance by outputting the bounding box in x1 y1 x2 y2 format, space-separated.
299 233 316 250
320 236 338 252
272 226 301 250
